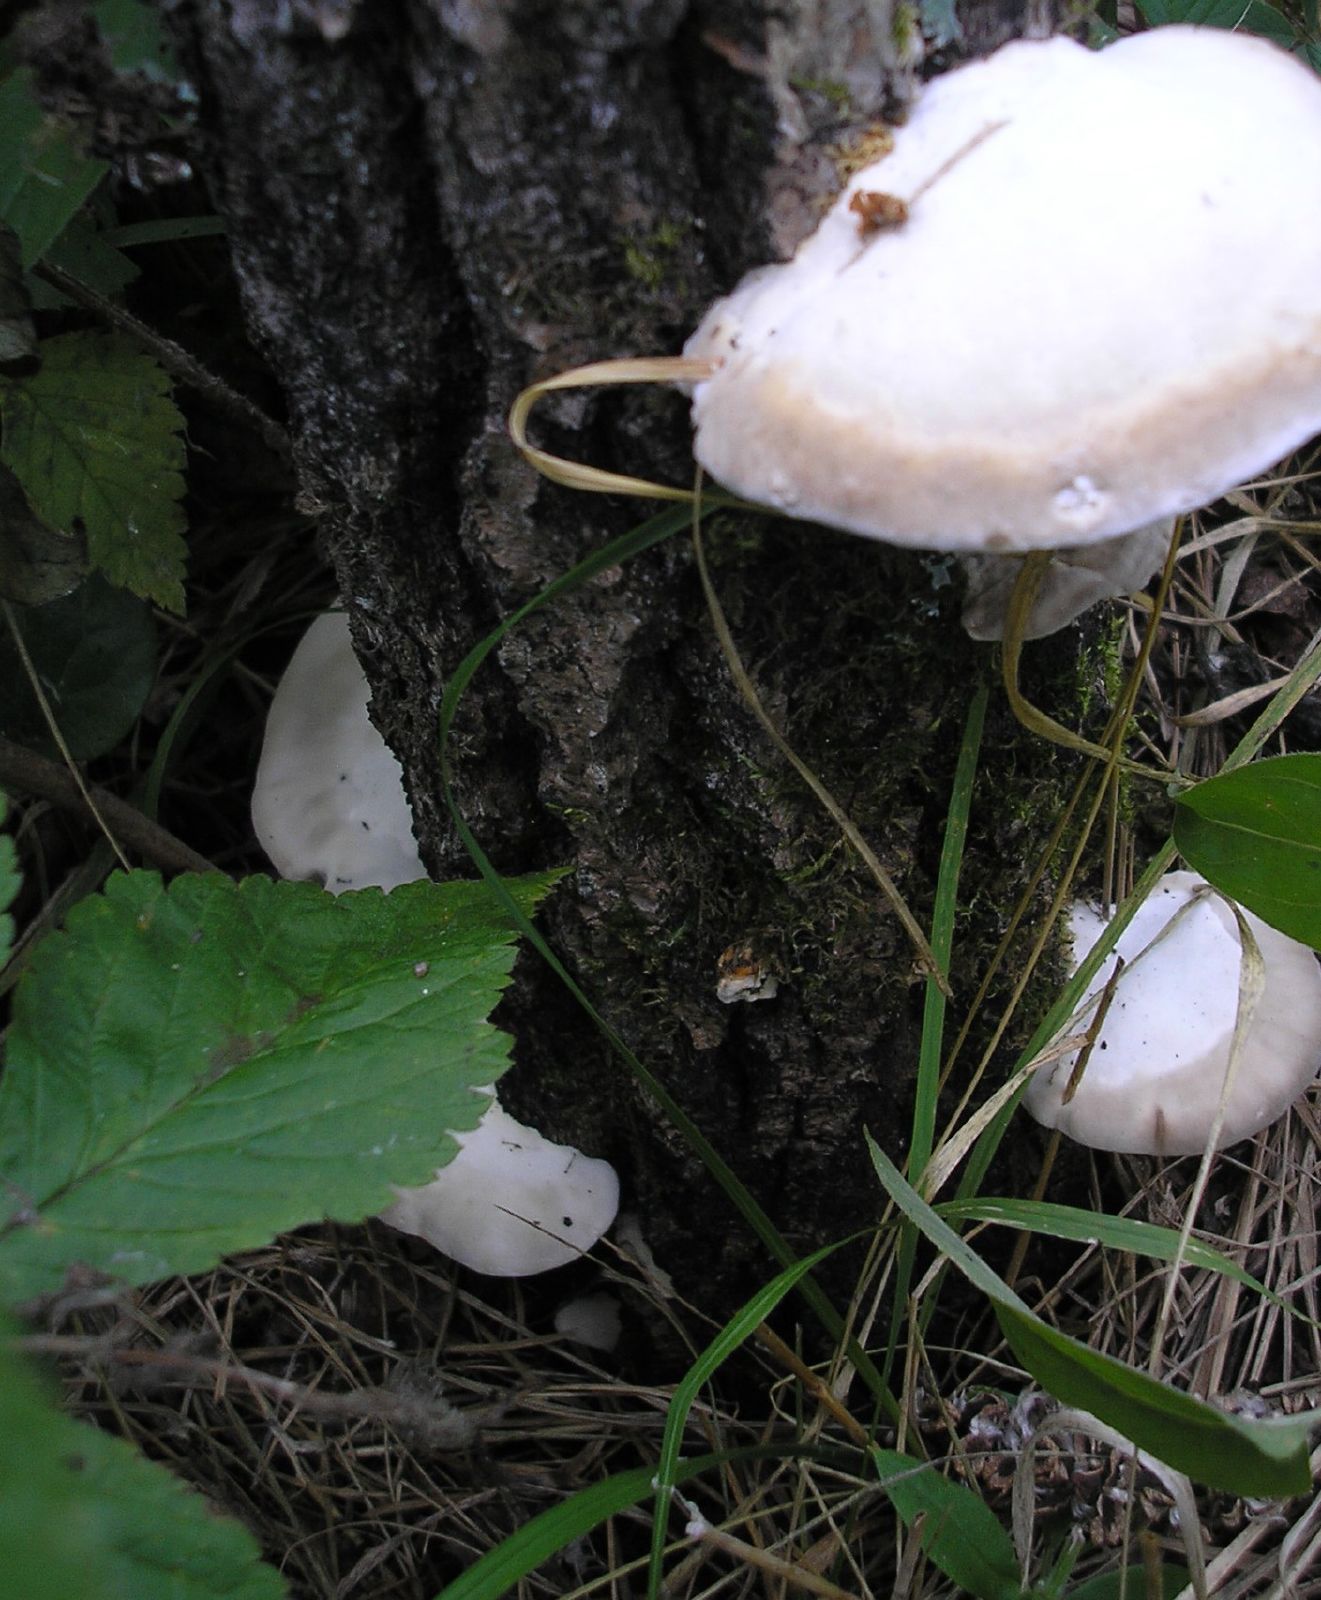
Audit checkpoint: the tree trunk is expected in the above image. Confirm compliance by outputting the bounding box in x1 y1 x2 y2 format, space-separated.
165 0 1078 1317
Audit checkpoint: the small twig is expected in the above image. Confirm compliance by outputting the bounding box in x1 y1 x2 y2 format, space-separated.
688 1520 863 1599
0 733 215 876
32 260 292 463
14 1334 500 1448
755 1323 873 1449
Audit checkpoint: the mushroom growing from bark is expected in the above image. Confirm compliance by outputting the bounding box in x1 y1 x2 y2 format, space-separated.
252 614 620 1274
251 612 426 893
1024 872 1321 1155
382 1097 620 1277
682 26 1321 635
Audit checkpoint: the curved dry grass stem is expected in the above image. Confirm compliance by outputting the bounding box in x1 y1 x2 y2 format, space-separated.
508 355 715 499
689 499 951 999
1000 548 1183 785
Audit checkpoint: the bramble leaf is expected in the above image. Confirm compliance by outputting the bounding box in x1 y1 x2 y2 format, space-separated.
0 1310 285 1598
0 871 558 1307
0 458 85 605
0 331 188 611
91 0 181 84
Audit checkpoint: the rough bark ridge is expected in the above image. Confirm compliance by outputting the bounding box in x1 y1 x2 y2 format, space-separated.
167 0 1076 1314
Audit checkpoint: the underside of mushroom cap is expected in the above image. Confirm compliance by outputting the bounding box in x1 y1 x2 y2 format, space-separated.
960 520 1173 640
686 28 1321 554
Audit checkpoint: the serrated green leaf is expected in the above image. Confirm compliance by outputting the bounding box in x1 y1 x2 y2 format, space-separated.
0 71 108 269
0 793 17 966
0 870 558 1307
0 1310 285 1599
872 1449 1025 1600
0 330 188 610
866 1134 1315 1499
1174 754 1321 950
0 576 152 756
0 458 86 605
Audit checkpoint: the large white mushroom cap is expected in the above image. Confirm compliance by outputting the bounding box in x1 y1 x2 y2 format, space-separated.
1025 872 1321 1155
382 1099 621 1276
686 27 1321 556
251 612 426 893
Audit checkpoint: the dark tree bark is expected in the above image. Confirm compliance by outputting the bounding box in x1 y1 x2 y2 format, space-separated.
164 0 1079 1317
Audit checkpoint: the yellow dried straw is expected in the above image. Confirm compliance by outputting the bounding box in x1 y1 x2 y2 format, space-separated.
509 355 715 500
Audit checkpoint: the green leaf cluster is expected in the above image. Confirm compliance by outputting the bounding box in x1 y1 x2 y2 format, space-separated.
0 52 194 760
1 865 557 1596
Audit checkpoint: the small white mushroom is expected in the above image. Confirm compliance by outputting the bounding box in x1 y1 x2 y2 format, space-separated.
251 612 426 893
683 28 1321 635
253 615 620 1272
382 1099 620 1276
554 1292 623 1352
1024 871 1321 1155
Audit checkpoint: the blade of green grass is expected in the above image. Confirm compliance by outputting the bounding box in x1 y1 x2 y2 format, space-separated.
432 1444 843 1600
872 1448 1026 1600
867 1134 1314 1499
884 682 986 1386
648 1239 845 1597
936 1196 1308 1321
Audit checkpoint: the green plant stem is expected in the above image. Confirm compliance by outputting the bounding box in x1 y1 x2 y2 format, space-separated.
882 683 985 1388
32 260 291 462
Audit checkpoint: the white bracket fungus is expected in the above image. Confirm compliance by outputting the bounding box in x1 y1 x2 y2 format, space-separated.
252 612 427 893
252 614 620 1275
684 28 1321 634
1024 872 1321 1155
382 1100 620 1277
